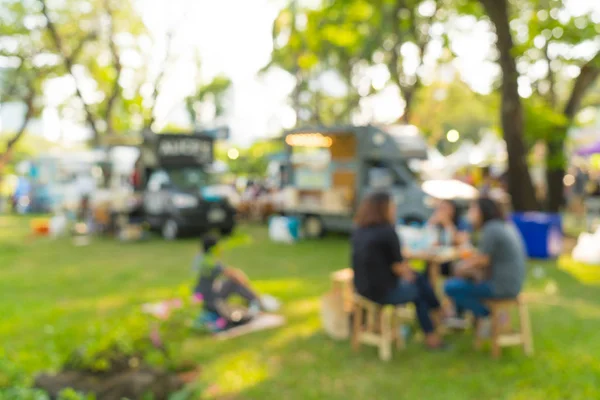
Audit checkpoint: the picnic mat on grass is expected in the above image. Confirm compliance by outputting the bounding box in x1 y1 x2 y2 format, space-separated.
214 313 285 340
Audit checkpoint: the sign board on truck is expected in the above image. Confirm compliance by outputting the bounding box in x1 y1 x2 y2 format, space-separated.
155 134 213 166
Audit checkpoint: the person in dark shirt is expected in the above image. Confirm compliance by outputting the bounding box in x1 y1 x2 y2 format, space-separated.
193 235 260 317
351 191 446 349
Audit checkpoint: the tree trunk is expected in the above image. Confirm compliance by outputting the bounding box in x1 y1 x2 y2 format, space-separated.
104 0 123 136
546 52 600 212
401 88 415 124
544 124 567 212
0 90 34 168
40 0 101 146
479 0 539 211
144 31 174 130
545 167 564 212
564 53 600 120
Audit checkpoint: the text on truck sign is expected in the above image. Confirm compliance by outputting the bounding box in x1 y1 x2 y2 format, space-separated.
157 136 213 165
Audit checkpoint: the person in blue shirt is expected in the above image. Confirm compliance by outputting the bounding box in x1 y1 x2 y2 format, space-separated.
425 199 470 276
423 199 471 327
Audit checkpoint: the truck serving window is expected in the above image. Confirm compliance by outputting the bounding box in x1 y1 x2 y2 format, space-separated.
289 146 331 189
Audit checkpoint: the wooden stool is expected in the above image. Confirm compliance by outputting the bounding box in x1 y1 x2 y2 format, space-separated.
474 296 533 359
330 268 354 313
351 294 414 361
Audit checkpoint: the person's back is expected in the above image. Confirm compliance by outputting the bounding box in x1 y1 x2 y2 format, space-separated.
194 253 224 313
480 220 526 298
351 224 398 303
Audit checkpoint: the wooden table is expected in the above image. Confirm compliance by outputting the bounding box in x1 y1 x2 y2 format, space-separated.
330 248 460 311
404 247 460 299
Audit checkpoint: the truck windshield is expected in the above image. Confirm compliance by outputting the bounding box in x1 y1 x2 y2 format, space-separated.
167 167 210 190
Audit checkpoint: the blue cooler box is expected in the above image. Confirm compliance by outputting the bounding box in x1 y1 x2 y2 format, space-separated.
510 213 562 259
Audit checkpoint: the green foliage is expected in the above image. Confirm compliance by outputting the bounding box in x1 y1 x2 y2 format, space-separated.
219 139 283 178
62 311 157 373
523 97 568 144
0 135 62 175
185 75 232 127
506 0 599 109
513 0 598 58
268 0 465 124
267 0 386 124
523 96 568 170
0 357 29 390
0 387 50 400
412 77 499 146
0 0 59 156
159 123 191 134
168 381 206 400
57 389 95 400
61 290 205 375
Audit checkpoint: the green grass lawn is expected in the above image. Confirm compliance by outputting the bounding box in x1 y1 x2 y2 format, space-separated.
2 215 600 399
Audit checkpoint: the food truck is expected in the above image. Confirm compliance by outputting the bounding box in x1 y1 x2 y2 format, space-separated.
19 152 97 213
93 130 236 240
277 125 435 237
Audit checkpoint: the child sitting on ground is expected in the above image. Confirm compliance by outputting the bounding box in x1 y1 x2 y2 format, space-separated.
193 235 262 329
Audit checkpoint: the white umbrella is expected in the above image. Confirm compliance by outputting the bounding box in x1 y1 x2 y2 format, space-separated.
422 179 479 200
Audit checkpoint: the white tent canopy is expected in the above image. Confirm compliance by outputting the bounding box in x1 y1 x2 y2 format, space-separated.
442 133 508 176
445 140 476 172
422 179 479 200
415 146 451 179
476 131 507 167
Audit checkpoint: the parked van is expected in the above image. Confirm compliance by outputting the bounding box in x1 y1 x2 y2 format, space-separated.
276 124 436 237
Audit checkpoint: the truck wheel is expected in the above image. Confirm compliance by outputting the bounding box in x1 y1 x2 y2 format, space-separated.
303 215 325 239
162 219 179 240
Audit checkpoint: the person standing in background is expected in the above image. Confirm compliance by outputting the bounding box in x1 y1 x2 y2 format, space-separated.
479 167 493 196
569 167 587 219
131 158 143 192
76 172 96 222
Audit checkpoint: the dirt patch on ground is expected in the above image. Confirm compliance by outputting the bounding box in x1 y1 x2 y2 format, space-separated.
34 353 197 399
35 367 184 400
